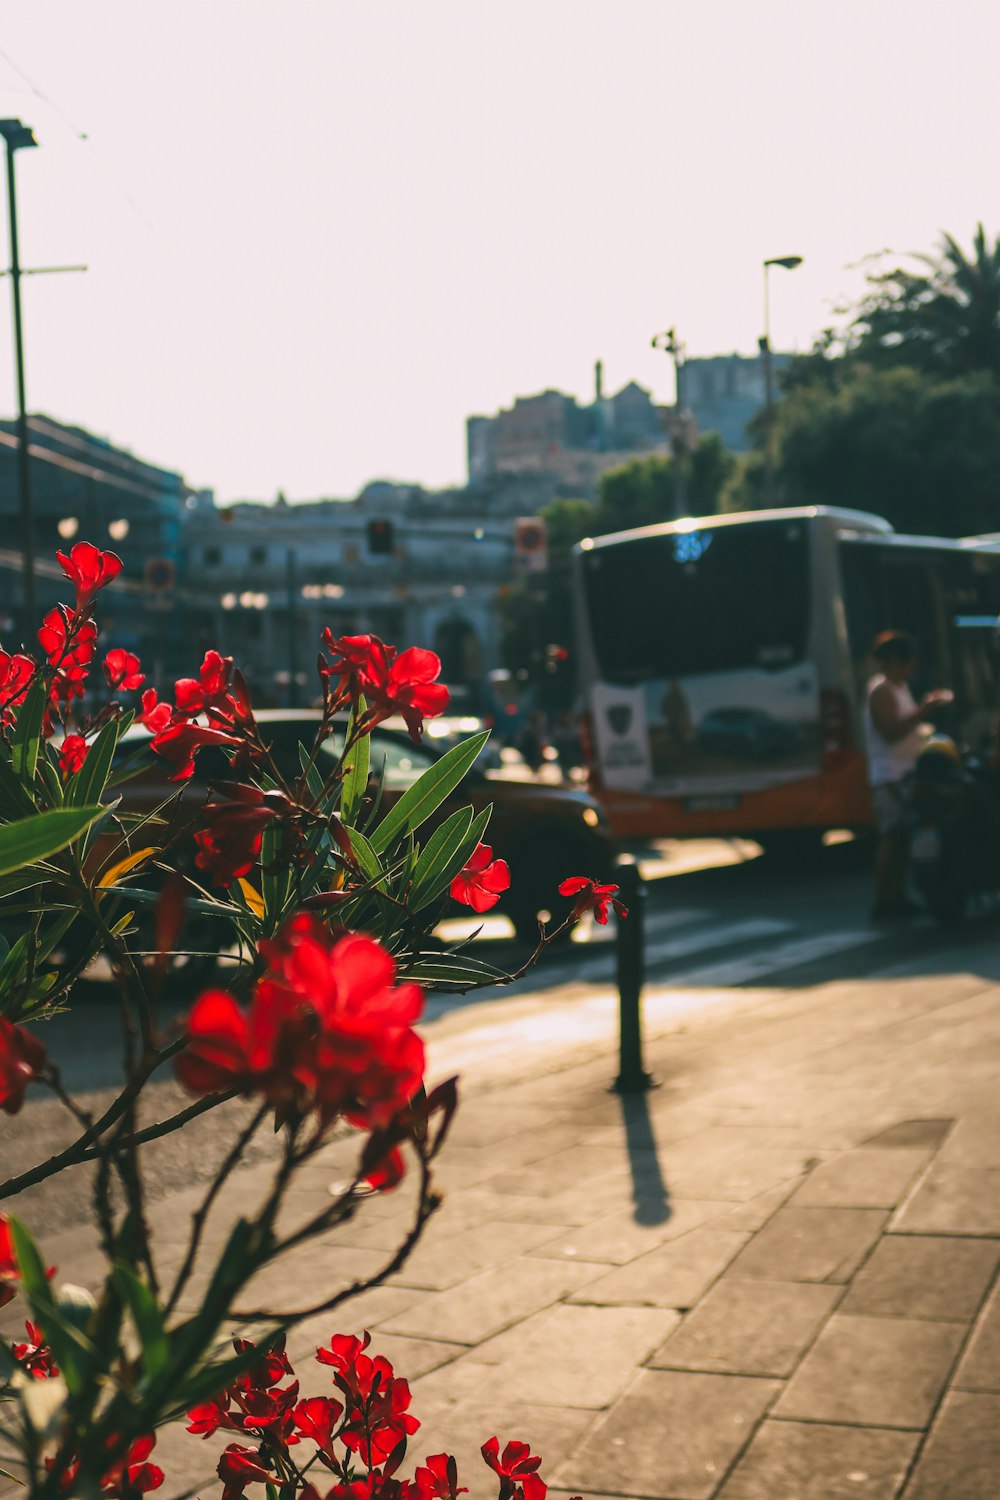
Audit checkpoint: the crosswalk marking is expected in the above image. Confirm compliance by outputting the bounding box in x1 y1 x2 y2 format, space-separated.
666 927 877 990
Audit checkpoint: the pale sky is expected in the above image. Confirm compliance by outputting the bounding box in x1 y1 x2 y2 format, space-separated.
0 1 996 502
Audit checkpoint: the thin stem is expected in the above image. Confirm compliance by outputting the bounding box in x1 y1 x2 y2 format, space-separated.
165 1100 270 1317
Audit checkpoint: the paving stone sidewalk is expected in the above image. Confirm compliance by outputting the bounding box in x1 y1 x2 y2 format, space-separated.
6 943 1000 1499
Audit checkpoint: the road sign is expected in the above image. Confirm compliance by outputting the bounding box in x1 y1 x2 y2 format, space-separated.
144 557 175 610
514 517 548 574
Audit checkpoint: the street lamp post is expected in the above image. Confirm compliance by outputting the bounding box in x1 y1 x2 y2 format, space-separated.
761 255 803 507
0 120 38 629
651 327 688 519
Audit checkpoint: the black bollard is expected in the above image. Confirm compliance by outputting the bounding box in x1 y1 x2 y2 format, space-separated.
612 858 655 1093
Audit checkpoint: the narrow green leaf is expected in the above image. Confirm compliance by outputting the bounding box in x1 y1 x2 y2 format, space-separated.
410 806 473 908
340 697 369 824
370 732 488 854
0 753 34 819
408 955 507 988
67 717 120 811
348 828 386 888
10 678 47 785
0 806 105 877
112 1266 169 1378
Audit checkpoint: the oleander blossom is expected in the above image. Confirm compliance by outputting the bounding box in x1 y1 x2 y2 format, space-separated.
175 916 425 1147
193 786 287 887
316 1331 419 1468
0 1213 55 1310
55 541 123 605
450 844 511 913
102 648 145 693
0 1016 47 1115
321 633 449 742
481 1439 546 1500
58 734 89 778
0 650 34 725
557 875 627 925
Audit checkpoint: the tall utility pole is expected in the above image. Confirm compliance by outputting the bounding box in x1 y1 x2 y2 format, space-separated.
761 255 803 507
651 327 688 519
0 120 38 629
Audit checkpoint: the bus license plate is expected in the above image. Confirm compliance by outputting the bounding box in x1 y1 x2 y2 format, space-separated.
684 794 742 813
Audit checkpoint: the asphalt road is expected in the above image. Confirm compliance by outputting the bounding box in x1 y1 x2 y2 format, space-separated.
4 835 996 1237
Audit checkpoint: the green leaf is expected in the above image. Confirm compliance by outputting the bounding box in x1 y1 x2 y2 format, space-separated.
67 716 120 812
370 732 488 855
0 752 35 819
409 806 472 908
10 678 47 785
6 1218 95 1399
112 1266 169 1379
0 806 105 877
348 828 386 888
407 954 507 988
340 697 369 824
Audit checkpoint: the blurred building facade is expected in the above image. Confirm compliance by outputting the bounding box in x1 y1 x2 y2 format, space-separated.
682 352 792 452
467 364 668 501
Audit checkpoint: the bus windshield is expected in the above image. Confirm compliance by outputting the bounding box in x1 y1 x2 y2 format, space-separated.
580 519 809 684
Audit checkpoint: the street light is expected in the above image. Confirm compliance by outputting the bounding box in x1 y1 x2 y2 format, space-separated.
761 255 803 506
0 119 38 628
651 327 688 519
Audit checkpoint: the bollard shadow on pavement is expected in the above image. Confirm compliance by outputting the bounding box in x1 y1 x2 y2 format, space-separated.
617 1089 671 1226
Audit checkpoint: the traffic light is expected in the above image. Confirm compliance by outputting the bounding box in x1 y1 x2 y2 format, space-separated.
366 519 395 556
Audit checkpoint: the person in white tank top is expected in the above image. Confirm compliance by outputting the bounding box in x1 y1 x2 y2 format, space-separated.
864 631 953 921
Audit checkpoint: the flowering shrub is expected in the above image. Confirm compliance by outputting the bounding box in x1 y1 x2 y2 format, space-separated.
0 544 621 1497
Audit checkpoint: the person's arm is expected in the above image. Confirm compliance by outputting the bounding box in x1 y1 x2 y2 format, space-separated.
870 681 950 744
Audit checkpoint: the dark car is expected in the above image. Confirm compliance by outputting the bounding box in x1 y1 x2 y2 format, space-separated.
107 709 616 949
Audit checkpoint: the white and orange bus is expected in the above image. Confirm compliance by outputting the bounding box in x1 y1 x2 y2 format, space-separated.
572 506 1000 849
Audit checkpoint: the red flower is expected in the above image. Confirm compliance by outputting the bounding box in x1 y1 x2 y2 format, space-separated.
58 734 89 778
103 648 145 693
0 1213 55 1310
12 1320 59 1379
150 720 243 780
175 922 424 1135
481 1440 546 1500
409 1455 467 1500
56 541 123 605
138 688 172 734
193 788 283 887
99 1435 164 1498
0 1016 47 1115
39 611 97 702
293 1396 344 1464
0 650 35 724
187 1394 236 1438
174 650 253 727
217 1444 271 1500
450 844 510 913
321 632 385 702
557 876 627 925
363 646 449 743
316 1332 419 1468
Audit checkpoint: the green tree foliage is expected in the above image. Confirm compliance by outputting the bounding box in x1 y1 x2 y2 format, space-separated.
773 365 1000 536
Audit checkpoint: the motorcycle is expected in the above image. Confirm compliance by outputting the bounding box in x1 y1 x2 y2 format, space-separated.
909 734 1000 923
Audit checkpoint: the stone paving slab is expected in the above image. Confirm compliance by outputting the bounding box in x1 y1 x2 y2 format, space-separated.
725 1206 887 1283
650 1278 842 1378
460 1302 679 1409
775 1313 967 1428
953 1281 1000 1392
840 1234 1000 1323
789 1147 931 1208
903 1389 1000 1498
379 1254 599 1343
567 1226 750 1310
555 1370 779 1500
528 1197 731 1266
717 1420 919 1500
891 1162 1000 1235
